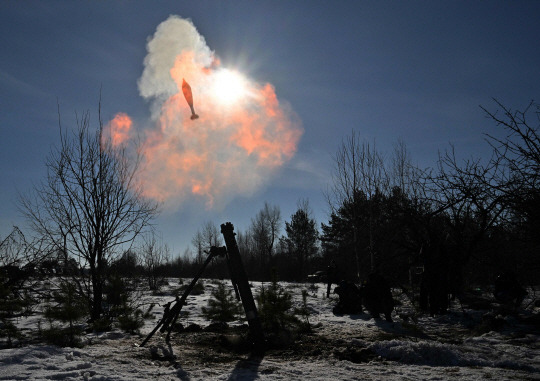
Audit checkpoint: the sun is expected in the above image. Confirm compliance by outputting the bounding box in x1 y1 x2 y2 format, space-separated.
211 68 248 105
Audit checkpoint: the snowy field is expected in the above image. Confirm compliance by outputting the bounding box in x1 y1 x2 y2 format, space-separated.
1 279 539 380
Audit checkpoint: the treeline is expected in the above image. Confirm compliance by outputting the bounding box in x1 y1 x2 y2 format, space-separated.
97 199 320 285
108 100 539 290
176 100 539 290
1 99 539 332
317 100 540 289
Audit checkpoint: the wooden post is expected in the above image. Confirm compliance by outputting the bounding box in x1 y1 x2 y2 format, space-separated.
220 222 266 352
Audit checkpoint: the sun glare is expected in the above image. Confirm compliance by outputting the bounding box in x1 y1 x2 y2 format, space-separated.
212 69 248 105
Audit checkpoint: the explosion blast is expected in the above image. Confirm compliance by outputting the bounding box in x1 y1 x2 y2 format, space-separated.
106 15 303 210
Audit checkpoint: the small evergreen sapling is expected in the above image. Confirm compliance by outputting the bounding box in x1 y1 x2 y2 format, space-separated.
0 279 24 347
43 280 86 347
202 281 242 323
103 274 144 334
294 289 312 332
256 273 300 332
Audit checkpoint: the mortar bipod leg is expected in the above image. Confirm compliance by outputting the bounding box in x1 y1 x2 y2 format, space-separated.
140 301 172 347
164 248 221 342
159 296 180 333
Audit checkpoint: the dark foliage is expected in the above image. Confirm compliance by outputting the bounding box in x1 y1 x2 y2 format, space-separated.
102 274 144 333
43 280 86 347
202 281 242 323
321 187 424 284
280 206 319 281
255 273 300 333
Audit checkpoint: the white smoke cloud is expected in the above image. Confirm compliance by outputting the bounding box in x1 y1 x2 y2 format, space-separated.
137 16 214 115
118 15 303 211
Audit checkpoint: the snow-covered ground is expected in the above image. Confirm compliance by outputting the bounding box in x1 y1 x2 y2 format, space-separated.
1 279 539 380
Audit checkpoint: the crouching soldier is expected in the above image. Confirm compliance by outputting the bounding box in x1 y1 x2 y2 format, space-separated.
363 271 394 322
333 280 363 315
494 272 527 307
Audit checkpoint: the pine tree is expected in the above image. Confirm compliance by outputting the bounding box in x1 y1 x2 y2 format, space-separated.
294 289 312 330
103 274 144 334
256 273 299 332
0 279 23 347
202 281 242 323
43 280 86 347
282 203 319 281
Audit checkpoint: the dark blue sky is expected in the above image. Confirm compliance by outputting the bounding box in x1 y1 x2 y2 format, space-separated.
2 1 539 254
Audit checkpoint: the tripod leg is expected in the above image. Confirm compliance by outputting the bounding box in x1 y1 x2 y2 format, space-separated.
141 249 219 346
140 302 173 347
140 319 164 347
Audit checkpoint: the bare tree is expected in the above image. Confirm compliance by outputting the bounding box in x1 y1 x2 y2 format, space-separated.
20 108 158 321
201 221 223 249
191 230 205 266
391 139 424 200
0 227 30 268
190 222 222 266
0 227 47 301
481 100 540 279
141 234 169 290
482 100 540 218
405 138 513 295
327 131 389 211
325 131 390 277
482 100 540 189
426 146 509 262
250 202 281 277
236 229 254 261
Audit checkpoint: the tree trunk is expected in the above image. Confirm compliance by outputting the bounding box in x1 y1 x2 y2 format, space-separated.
90 261 103 321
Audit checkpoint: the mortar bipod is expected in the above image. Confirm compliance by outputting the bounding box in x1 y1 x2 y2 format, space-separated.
139 245 226 347
140 222 265 352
